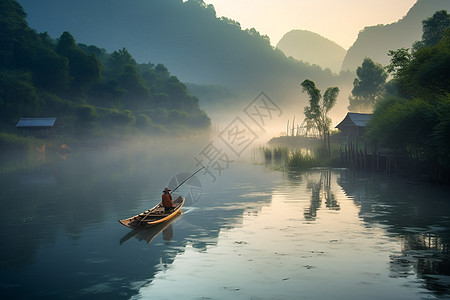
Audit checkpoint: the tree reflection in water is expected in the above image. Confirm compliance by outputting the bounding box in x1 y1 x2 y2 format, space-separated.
303 169 340 220
391 233 450 295
338 169 450 296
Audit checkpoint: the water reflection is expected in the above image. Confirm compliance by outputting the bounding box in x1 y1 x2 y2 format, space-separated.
0 139 204 299
120 217 178 245
337 170 450 296
2 142 450 299
303 169 340 220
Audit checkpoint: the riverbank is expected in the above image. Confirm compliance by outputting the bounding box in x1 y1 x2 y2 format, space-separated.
264 135 450 185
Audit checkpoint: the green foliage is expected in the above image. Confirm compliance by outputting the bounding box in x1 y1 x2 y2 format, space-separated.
348 58 387 112
56 32 102 97
0 1 71 92
301 79 339 139
366 96 437 153
386 48 412 78
273 146 289 161
432 97 450 168
0 70 41 124
286 150 318 169
368 14 450 180
0 132 35 152
413 10 450 50
77 105 97 122
0 0 29 68
389 29 450 100
0 0 211 144
260 146 289 163
135 114 153 130
261 147 272 161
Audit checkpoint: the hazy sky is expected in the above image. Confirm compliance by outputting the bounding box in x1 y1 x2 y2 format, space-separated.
204 0 418 49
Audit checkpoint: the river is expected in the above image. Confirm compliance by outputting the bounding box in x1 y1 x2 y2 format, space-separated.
1 139 450 300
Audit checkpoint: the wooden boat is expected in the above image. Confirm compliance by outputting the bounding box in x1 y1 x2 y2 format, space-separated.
118 196 185 228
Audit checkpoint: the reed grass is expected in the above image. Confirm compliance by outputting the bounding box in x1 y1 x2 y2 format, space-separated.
261 147 272 160
273 146 289 161
286 150 318 169
0 132 36 153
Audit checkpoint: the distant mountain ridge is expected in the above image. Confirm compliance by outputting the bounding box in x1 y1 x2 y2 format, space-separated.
276 30 346 74
17 0 337 107
341 0 450 72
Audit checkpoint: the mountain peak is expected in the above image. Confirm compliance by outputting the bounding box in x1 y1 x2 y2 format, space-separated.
341 0 450 72
276 30 346 74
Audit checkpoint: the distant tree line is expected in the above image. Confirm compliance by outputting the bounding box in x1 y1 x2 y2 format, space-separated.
0 0 210 141
364 10 450 182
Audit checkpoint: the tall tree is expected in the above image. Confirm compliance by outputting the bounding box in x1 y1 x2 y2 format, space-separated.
386 48 412 78
56 31 101 97
413 10 450 51
0 71 41 124
387 30 450 100
301 79 339 155
0 0 28 68
348 58 387 112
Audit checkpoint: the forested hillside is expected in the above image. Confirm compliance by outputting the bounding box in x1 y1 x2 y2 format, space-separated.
17 0 339 107
0 0 210 144
341 0 450 72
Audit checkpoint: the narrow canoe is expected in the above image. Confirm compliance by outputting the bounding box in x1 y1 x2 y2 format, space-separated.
118 196 185 228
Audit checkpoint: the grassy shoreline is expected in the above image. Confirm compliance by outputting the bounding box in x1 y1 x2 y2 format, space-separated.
260 143 341 170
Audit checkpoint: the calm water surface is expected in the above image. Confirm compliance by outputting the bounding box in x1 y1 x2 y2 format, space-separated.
1 140 450 300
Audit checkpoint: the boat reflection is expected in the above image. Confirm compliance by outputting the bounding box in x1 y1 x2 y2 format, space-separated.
120 213 181 245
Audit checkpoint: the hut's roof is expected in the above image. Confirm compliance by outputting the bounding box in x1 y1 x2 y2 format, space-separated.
16 118 56 128
335 113 372 130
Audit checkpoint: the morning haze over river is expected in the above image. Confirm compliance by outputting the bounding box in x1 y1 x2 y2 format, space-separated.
1 0 450 299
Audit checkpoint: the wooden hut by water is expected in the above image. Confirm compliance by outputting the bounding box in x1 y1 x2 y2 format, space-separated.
16 118 56 139
335 113 397 173
335 113 372 169
335 113 371 144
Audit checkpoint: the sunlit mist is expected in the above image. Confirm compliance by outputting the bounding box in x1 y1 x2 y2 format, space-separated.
205 0 417 49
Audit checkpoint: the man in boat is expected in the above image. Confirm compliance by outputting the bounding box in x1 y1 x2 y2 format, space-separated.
162 187 175 213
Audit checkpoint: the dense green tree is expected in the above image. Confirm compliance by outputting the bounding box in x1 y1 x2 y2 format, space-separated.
0 0 70 92
106 48 136 76
56 31 101 96
102 48 152 109
386 48 412 79
154 64 170 79
139 62 158 89
413 10 450 51
366 96 437 154
433 98 450 169
26 45 71 92
0 0 211 140
387 29 450 100
301 79 339 155
89 80 125 107
0 71 41 124
367 14 450 182
0 0 28 68
348 58 387 112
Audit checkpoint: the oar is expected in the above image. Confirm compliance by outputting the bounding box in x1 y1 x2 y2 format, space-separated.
139 167 204 224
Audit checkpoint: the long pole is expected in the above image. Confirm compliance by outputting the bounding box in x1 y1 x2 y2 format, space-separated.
171 166 204 194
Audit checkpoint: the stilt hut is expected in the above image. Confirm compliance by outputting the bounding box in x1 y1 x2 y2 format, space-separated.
335 113 372 168
16 118 56 139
